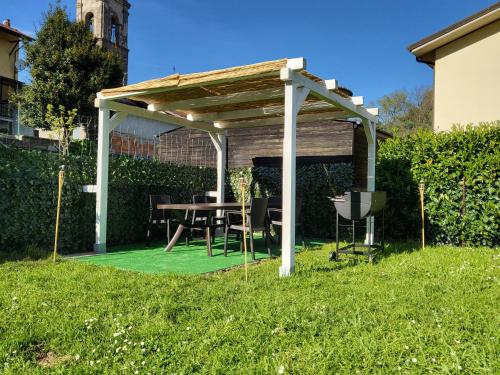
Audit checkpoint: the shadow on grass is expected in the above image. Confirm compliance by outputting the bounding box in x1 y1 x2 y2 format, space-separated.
0 247 52 265
296 240 422 275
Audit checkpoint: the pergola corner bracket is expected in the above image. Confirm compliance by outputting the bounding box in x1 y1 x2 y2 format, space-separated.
208 132 223 153
283 70 378 123
294 86 310 114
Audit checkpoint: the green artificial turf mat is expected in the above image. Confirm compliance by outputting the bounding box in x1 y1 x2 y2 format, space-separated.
74 235 327 274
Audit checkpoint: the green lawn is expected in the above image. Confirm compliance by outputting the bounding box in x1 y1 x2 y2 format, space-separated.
0 243 498 373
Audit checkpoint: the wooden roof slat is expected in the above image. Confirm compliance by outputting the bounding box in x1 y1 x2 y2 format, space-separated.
215 110 348 129
100 58 289 97
149 87 284 111
188 100 337 121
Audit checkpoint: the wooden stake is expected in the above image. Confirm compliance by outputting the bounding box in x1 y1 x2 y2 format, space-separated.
239 177 248 282
418 179 425 250
53 166 65 262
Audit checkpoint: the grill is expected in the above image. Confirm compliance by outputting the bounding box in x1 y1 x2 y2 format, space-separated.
334 191 386 221
330 191 386 262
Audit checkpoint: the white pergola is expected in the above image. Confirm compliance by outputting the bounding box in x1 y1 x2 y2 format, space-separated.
93 58 379 276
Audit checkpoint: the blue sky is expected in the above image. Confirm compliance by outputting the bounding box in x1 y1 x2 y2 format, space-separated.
2 0 496 104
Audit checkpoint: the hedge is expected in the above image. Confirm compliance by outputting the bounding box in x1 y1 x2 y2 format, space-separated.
0 147 215 253
377 122 500 247
0 145 353 253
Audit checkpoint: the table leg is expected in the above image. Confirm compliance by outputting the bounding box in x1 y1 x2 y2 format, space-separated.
206 211 213 257
165 224 184 252
206 226 212 256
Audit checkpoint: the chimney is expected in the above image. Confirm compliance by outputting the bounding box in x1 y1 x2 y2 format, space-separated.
3 19 11 27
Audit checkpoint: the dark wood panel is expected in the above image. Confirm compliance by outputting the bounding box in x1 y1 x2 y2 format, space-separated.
226 121 355 168
353 125 391 190
156 120 391 170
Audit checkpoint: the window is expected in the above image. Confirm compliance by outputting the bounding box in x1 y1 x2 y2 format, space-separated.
111 18 119 45
86 13 94 33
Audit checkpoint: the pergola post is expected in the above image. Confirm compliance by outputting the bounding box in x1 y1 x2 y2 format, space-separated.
95 107 111 253
280 81 309 277
209 132 226 216
364 120 376 244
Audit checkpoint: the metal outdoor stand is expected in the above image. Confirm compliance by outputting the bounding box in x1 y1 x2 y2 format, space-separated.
329 191 386 262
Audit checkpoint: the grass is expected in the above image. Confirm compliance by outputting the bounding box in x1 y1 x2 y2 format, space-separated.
0 242 498 373
73 235 327 274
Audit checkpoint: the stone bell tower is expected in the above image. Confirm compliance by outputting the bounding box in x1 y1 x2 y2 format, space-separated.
76 0 130 84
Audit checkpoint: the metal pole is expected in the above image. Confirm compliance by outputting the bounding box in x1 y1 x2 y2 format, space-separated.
419 180 425 250
336 211 339 256
53 165 65 262
240 177 248 282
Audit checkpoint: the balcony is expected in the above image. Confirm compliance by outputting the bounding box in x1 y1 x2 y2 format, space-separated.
0 102 14 119
0 102 16 134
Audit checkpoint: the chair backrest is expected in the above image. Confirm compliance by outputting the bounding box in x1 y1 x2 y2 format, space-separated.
192 195 209 220
149 194 171 220
250 198 268 228
267 195 282 209
267 195 302 223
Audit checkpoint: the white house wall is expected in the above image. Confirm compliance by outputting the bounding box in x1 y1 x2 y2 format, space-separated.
434 20 500 130
115 115 179 139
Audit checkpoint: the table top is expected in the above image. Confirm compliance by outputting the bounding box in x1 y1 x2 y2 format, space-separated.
157 202 249 210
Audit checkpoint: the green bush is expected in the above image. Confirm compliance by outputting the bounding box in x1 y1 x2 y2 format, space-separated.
377 122 500 246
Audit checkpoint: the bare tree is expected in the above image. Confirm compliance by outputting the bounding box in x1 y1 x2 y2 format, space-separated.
377 87 433 135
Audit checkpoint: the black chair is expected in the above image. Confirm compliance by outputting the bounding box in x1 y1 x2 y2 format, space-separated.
267 195 305 247
205 195 226 228
183 195 208 245
223 198 271 260
146 194 177 246
185 195 225 245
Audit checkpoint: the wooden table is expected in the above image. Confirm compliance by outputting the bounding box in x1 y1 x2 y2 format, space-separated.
157 202 248 255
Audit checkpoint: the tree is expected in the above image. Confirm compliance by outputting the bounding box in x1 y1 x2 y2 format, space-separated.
45 104 78 155
377 87 433 135
14 3 123 129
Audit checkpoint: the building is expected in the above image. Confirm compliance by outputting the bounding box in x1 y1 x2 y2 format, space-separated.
0 19 32 135
408 2 500 131
75 1 177 144
76 0 130 84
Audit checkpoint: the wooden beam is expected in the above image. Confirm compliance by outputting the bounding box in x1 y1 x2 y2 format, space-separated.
325 79 338 90
351 96 364 106
286 57 306 70
214 110 348 129
94 108 110 253
279 68 378 123
147 87 284 111
109 112 128 131
279 80 308 277
209 132 226 215
95 98 221 133
83 185 97 193
364 119 376 245
188 101 337 122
